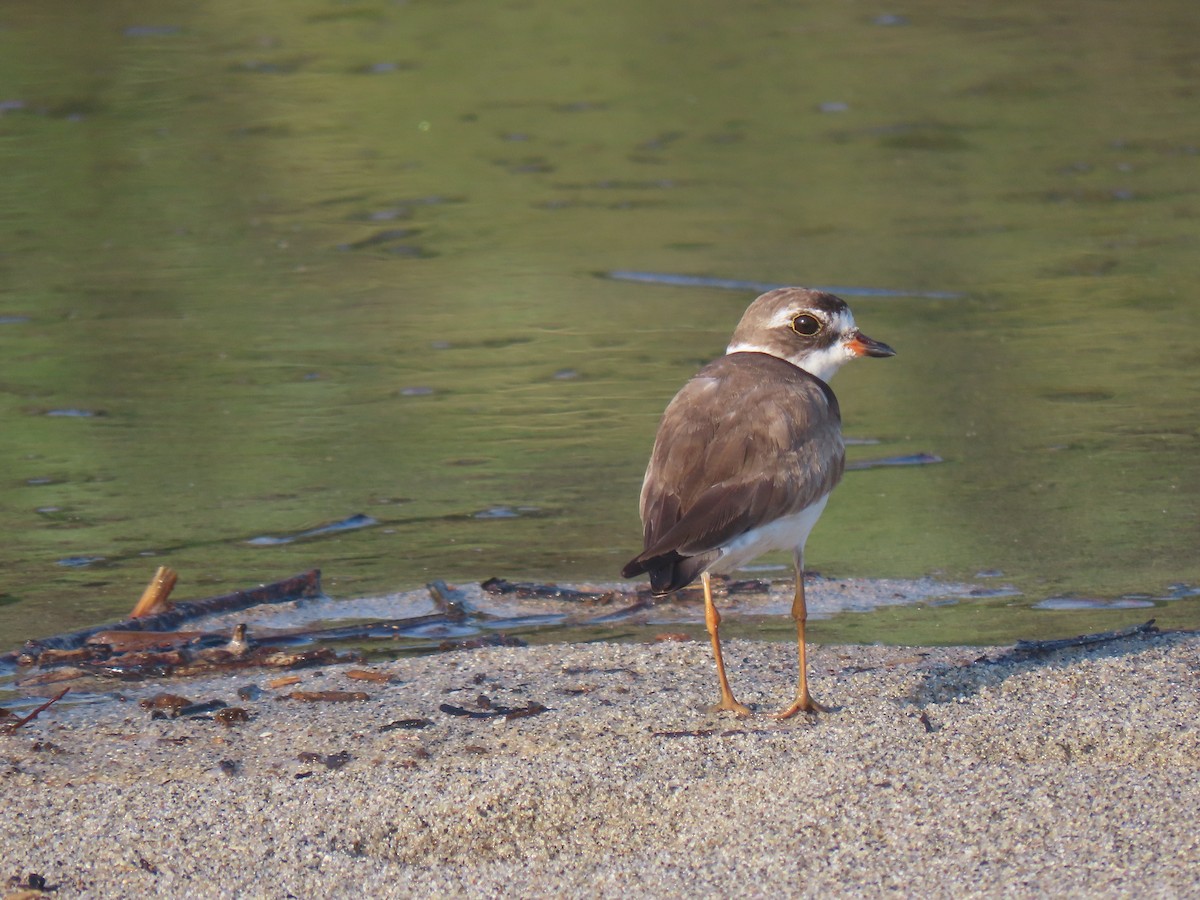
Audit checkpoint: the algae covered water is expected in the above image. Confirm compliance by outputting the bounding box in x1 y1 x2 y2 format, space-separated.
1 0 1198 648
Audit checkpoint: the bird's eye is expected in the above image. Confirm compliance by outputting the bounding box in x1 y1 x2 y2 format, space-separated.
790 313 822 336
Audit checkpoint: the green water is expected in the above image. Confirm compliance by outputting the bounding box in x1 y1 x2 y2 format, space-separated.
1 0 1198 650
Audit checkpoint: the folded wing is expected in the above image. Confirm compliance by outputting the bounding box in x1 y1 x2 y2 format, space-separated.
622 353 845 594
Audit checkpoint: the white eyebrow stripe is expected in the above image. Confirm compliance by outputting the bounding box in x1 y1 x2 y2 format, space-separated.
769 307 802 329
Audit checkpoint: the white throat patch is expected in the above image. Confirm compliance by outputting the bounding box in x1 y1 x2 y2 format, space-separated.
787 341 854 383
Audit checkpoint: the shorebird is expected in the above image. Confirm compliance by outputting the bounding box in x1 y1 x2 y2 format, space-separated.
621 288 895 718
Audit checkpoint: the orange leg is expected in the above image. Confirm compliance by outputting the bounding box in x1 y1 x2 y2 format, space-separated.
702 572 751 716
774 555 829 719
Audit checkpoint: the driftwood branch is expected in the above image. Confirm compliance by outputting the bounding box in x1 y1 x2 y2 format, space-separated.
3 572 819 688
7 569 323 661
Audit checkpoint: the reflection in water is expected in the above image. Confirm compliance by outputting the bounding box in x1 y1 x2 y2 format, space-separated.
0 0 1197 649
605 270 965 299
245 513 378 546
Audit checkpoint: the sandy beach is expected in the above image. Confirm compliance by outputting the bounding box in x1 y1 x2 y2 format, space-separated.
2 629 1198 898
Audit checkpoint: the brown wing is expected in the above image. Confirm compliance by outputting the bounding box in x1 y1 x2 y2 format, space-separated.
621 353 845 593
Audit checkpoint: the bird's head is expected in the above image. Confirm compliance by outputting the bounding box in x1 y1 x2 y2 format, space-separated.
725 287 895 383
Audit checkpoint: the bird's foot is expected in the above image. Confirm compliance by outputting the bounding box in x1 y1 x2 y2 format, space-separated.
707 696 753 717
772 693 829 720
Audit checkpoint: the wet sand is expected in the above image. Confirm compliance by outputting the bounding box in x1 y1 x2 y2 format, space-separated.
2 630 1198 898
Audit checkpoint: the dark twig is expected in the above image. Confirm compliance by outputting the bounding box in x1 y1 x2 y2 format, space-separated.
1010 619 1159 659
480 577 620 602
1 687 70 734
266 612 470 644
439 701 549 722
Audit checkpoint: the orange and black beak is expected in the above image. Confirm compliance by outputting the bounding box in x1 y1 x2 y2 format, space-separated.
847 330 896 358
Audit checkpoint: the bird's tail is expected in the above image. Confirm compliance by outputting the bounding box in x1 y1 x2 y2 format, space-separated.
621 550 715 596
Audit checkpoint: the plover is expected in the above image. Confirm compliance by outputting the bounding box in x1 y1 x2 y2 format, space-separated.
622 287 895 717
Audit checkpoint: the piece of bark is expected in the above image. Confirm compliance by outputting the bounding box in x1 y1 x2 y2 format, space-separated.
86 630 207 652
130 566 179 618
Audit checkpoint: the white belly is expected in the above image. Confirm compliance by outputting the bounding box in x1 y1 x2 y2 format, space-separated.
709 494 830 574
